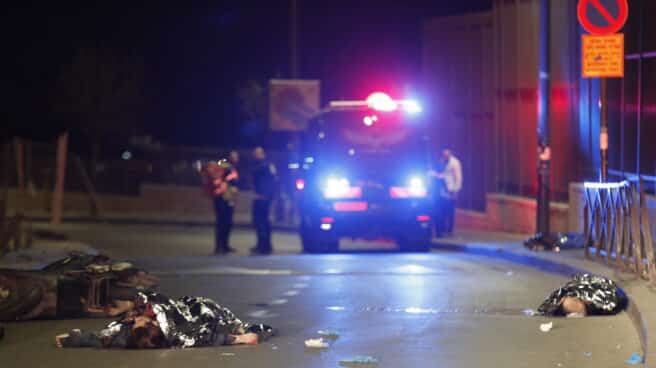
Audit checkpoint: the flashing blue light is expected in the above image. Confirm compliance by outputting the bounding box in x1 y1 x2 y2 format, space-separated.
403 100 422 114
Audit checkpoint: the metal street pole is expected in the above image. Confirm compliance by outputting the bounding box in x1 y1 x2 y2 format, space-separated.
600 78 608 182
536 0 551 235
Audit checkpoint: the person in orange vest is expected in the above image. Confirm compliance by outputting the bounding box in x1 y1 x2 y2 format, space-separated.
200 159 238 254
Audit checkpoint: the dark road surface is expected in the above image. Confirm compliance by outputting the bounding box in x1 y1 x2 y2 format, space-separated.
0 223 642 367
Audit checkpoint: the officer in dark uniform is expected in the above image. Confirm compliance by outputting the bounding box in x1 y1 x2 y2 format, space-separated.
250 147 277 255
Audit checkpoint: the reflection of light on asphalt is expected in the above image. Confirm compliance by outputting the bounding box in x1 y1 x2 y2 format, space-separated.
326 306 346 311
394 264 436 274
404 307 438 315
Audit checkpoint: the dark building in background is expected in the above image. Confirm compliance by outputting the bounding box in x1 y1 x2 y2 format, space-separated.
423 0 655 214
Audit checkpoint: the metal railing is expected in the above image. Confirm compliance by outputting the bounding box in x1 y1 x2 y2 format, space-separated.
583 179 656 284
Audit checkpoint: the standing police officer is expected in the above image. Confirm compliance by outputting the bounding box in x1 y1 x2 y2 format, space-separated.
250 147 277 255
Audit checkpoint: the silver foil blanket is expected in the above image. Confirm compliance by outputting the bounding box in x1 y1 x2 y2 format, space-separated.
537 274 628 316
138 292 247 348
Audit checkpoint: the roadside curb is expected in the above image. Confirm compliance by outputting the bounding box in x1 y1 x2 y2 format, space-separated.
25 216 299 233
432 240 653 367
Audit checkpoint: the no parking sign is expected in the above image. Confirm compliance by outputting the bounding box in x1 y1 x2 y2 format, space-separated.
578 0 628 78
577 0 628 35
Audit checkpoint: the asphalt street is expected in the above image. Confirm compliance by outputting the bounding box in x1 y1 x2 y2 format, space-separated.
0 223 643 367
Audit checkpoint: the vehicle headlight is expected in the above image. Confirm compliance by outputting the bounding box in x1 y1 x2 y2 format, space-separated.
408 176 427 196
324 177 350 198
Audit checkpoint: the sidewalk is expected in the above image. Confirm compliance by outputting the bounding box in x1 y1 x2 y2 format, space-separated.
433 231 655 367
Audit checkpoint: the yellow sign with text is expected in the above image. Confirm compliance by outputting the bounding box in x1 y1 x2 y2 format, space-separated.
582 34 624 78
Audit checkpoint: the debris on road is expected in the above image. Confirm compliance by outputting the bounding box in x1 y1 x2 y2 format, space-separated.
339 356 379 366
523 309 536 316
283 290 300 297
566 312 585 318
270 299 288 305
317 329 340 339
305 338 329 348
221 353 235 357
506 271 514 276
625 352 644 365
583 352 592 358
540 322 553 332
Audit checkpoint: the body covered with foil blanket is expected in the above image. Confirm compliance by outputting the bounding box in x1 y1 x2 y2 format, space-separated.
59 291 273 349
140 292 272 348
538 274 628 316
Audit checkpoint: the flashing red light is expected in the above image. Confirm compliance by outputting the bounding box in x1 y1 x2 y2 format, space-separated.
366 92 397 112
295 178 305 191
320 217 335 223
416 215 431 222
333 201 368 212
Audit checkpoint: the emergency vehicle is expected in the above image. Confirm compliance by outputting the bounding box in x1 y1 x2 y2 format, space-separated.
295 92 433 252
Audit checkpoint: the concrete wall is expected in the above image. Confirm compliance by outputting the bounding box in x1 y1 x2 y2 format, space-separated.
6 184 253 220
455 193 569 235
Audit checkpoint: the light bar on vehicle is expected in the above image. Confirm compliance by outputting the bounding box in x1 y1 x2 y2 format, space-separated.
328 93 422 113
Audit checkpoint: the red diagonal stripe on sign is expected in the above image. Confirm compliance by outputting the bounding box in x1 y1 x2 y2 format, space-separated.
590 0 619 25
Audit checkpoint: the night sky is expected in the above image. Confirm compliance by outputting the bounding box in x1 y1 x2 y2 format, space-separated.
3 0 491 149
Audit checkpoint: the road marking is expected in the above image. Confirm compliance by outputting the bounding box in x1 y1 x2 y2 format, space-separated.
270 298 288 305
248 310 278 318
152 266 294 276
283 290 299 297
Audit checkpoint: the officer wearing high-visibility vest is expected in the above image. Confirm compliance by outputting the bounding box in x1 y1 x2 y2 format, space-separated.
201 159 238 254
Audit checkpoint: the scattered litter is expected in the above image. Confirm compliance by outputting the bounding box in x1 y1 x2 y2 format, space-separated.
272 345 278 350
305 338 329 348
555 364 563 367
540 322 553 332
506 271 514 276
616 344 622 350
566 312 585 319
317 330 340 339
221 353 235 357
523 309 536 316
283 290 300 297
583 352 592 358
339 356 379 366
625 352 644 365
